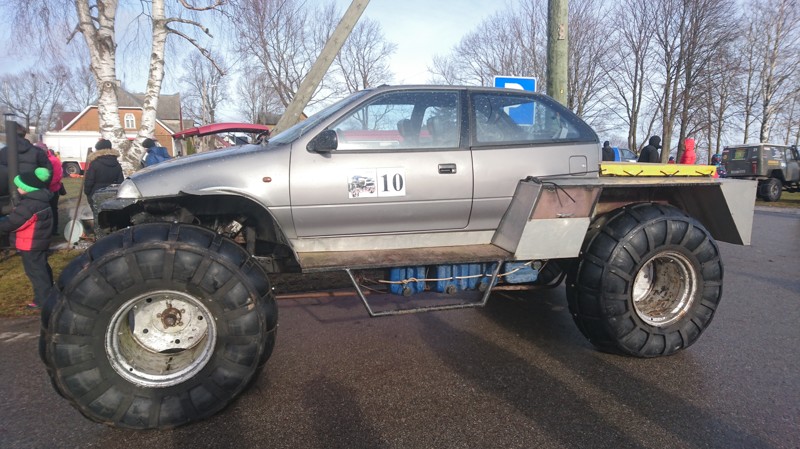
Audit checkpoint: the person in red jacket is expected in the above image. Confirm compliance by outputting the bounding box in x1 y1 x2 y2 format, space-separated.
680 137 697 164
0 167 54 309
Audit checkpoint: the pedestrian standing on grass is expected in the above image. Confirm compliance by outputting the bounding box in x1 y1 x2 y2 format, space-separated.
84 139 123 210
36 143 65 236
0 167 54 309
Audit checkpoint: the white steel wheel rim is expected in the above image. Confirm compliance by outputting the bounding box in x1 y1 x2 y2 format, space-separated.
631 251 698 327
106 290 217 388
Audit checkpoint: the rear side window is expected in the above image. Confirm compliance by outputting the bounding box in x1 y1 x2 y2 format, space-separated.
724 147 752 161
470 92 595 145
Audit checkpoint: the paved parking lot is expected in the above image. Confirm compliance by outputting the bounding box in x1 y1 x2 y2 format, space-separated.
0 207 798 449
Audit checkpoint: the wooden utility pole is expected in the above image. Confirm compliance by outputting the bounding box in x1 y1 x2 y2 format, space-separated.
272 0 370 135
547 0 568 106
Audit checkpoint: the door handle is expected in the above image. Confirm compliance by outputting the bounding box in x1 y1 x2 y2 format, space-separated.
438 163 457 174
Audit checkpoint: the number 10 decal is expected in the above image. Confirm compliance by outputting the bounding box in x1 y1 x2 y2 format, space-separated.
377 168 406 197
347 168 406 199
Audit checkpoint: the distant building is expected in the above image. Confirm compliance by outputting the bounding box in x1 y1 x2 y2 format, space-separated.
47 85 192 156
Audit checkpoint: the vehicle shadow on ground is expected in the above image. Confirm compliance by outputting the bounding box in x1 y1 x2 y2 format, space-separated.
415 290 774 449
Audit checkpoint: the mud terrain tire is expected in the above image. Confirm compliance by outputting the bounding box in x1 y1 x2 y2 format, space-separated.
40 223 277 429
566 203 723 357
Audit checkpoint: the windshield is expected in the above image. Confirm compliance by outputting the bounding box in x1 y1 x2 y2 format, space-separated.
269 90 371 145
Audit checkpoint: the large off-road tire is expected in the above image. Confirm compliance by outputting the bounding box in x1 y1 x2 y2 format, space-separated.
566 203 723 357
760 178 782 202
40 223 277 429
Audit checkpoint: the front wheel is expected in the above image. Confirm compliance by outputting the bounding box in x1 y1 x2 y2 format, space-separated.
40 223 277 429
566 203 723 357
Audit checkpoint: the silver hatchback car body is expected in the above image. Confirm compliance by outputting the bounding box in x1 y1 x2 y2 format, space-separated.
110 86 605 258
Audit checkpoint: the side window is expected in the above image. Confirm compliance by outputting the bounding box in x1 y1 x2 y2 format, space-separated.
334 91 460 150
124 113 136 129
471 93 593 145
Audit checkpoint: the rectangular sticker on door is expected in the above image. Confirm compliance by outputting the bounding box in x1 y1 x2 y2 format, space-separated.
348 168 406 198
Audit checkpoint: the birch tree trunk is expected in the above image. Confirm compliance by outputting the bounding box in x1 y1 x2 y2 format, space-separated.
75 0 127 162
131 0 169 172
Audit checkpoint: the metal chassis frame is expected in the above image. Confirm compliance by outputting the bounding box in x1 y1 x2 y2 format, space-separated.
345 260 504 317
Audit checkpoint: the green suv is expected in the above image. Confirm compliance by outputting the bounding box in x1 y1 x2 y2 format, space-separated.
721 143 800 201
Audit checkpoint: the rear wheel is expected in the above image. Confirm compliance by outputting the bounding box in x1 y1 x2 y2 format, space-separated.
63 162 81 176
760 178 782 202
40 223 276 429
566 203 723 357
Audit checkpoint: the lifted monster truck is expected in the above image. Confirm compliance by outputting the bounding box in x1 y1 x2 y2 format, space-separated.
39 86 756 429
721 143 800 201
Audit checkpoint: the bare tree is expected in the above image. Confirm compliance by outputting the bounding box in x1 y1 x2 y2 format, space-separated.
0 66 70 135
233 0 336 109
606 0 654 153
63 63 98 111
699 45 740 160
651 0 688 161
236 70 283 124
566 0 610 122
753 0 800 142
674 0 737 161
428 6 546 87
180 51 230 126
334 17 396 93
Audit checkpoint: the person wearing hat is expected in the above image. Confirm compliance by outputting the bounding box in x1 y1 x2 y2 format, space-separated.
141 137 172 168
84 139 124 210
0 122 53 194
638 135 662 163
0 167 54 309
601 141 615 161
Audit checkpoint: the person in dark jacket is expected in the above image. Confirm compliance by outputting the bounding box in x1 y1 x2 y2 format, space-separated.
0 122 53 191
141 138 172 167
0 167 54 309
601 141 615 161
638 136 662 163
84 139 124 209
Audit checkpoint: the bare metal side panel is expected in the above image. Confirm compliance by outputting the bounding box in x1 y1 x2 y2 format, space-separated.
512 218 591 259
492 180 598 259
491 181 542 253
719 179 757 245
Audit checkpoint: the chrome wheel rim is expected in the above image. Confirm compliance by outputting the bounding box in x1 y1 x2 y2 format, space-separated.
631 251 697 327
105 290 217 388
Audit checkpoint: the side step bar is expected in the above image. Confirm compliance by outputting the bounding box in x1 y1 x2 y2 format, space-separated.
345 261 504 317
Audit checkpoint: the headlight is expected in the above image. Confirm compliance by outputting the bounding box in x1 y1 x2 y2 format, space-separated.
116 179 142 199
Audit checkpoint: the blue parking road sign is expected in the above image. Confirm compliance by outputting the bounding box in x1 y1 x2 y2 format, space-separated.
493 76 537 124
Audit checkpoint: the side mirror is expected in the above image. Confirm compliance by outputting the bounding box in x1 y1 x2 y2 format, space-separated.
307 129 338 153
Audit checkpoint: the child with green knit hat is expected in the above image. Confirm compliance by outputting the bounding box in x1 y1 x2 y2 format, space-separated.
0 167 54 309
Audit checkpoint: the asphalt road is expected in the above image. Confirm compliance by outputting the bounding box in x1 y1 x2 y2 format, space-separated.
1 207 798 449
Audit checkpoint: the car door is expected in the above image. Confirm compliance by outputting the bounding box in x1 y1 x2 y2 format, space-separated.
289 90 473 237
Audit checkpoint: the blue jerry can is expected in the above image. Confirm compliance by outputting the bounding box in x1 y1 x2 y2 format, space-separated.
389 266 426 296
434 263 494 293
503 262 539 283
